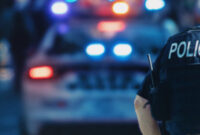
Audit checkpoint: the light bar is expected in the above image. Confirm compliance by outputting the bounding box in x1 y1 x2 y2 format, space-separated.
113 43 132 57
112 2 129 15
86 43 105 56
29 66 54 79
51 1 69 15
145 0 165 11
97 21 126 32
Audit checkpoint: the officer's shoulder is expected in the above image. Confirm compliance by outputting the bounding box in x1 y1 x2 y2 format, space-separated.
169 26 200 41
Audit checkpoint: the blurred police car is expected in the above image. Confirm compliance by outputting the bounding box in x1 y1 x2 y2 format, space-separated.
22 0 170 135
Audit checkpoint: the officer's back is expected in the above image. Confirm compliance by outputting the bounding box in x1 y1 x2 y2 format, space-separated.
159 26 200 135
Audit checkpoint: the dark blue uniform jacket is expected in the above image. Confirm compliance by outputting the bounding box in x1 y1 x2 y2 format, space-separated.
138 26 200 135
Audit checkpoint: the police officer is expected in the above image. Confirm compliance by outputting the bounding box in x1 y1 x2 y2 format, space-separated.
134 26 200 135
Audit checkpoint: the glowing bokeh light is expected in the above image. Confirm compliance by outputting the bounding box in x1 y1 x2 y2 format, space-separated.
86 43 105 56
29 66 54 79
112 2 129 15
113 43 132 57
65 0 77 3
51 2 69 15
97 21 126 32
145 0 165 10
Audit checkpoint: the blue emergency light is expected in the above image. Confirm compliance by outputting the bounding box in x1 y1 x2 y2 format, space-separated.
86 43 105 57
51 1 69 15
145 0 165 11
113 43 132 57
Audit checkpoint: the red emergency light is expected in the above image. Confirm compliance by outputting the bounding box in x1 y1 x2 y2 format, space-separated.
29 66 54 79
97 21 126 32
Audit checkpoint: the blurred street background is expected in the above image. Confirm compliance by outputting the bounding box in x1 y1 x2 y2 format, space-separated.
0 0 199 135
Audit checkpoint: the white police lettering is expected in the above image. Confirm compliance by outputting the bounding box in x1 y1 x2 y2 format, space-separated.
194 40 199 57
168 40 200 59
177 41 186 58
198 41 200 56
186 41 193 57
168 43 177 59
